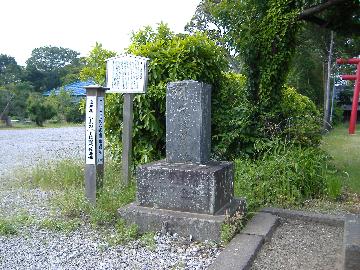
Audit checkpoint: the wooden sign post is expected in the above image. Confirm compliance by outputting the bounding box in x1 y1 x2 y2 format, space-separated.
106 54 149 186
84 85 107 204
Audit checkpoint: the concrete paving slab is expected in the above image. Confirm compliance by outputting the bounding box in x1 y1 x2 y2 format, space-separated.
209 234 263 270
344 214 360 270
241 212 279 241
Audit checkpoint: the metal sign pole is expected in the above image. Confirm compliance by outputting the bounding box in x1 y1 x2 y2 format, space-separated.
122 93 134 186
85 85 106 204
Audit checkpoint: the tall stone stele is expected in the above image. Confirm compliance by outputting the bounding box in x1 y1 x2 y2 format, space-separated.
119 80 245 242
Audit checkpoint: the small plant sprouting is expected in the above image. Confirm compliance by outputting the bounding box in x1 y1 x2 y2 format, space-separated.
139 231 156 251
220 210 244 244
0 218 18 236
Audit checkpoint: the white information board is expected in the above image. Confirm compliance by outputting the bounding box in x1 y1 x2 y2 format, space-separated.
106 54 149 93
85 96 97 164
96 97 105 165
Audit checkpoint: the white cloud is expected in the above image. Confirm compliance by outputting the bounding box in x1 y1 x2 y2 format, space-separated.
0 0 200 65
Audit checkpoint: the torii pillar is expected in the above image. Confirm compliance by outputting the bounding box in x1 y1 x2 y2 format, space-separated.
336 58 360 134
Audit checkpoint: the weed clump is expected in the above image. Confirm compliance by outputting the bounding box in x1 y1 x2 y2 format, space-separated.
234 142 342 211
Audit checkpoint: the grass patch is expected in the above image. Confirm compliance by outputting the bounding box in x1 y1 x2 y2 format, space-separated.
139 231 156 250
107 219 139 246
22 158 137 237
0 212 35 236
234 141 342 212
39 218 81 233
322 123 360 193
26 159 84 189
221 210 245 244
0 218 18 236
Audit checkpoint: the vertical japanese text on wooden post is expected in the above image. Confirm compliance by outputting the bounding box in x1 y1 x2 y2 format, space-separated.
86 96 96 165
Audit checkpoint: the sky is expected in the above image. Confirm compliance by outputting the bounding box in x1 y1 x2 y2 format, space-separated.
0 0 201 66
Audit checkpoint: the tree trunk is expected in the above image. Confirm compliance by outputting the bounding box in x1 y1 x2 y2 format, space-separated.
323 31 334 132
0 94 15 127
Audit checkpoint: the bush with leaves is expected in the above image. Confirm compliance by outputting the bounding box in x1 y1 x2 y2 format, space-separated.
81 23 322 164
234 141 340 210
82 24 231 164
26 93 56 126
46 89 84 123
263 86 321 147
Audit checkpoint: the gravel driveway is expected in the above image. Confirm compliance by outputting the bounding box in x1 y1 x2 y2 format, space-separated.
0 127 85 179
0 127 220 270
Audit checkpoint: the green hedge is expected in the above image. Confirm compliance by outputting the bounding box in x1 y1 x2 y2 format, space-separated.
81 23 322 165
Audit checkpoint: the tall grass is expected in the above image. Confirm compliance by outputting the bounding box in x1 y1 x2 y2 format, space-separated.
234 142 341 211
25 159 136 227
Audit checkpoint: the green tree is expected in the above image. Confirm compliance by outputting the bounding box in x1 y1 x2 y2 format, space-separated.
0 55 29 125
46 89 73 122
187 0 359 131
80 42 116 85
59 57 86 85
0 54 23 85
46 89 84 123
26 46 79 73
27 93 55 126
25 46 80 92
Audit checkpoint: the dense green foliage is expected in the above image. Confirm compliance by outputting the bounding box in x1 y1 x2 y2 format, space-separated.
26 46 79 73
0 54 22 85
234 142 341 210
25 46 82 92
80 24 322 163
26 93 56 126
273 86 321 146
47 89 84 123
80 42 116 85
205 0 300 120
0 47 84 125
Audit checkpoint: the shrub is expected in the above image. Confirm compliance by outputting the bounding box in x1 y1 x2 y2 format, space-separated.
234 142 337 210
331 104 344 126
26 93 56 126
212 72 254 159
81 24 322 163
82 23 229 164
276 86 321 146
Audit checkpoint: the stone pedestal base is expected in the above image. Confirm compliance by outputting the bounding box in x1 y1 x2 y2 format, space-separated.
136 160 234 215
118 198 246 242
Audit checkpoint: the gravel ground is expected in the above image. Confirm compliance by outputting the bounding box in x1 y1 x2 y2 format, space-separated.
0 127 221 270
251 219 343 270
0 127 84 180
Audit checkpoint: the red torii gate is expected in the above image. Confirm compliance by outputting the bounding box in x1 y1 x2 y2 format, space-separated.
336 58 360 134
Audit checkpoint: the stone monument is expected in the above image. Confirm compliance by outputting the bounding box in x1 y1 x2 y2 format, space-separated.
119 80 245 241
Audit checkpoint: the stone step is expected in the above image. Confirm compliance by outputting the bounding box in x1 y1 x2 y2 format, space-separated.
344 214 360 270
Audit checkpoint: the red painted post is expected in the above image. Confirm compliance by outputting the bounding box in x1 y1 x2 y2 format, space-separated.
336 58 360 134
341 75 357 81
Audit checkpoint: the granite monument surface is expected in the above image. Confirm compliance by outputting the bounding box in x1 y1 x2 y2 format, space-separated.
119 80 245 241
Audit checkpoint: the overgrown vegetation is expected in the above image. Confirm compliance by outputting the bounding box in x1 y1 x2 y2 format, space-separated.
23 159 139 242
234 142 342 211
81 23 322 164
0 213 35 236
